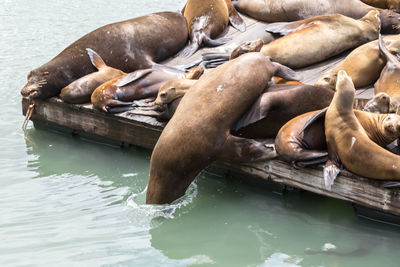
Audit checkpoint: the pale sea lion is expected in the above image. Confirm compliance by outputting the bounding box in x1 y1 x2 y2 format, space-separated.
275 108 400 167
21 12 188 99
361 0 400 11
146 53 298 204
91 67 203 113
154 79 197 105
180 0 246 57
374 34 400 109
325 70 400 190
59 49 125 104
315 35 400 91
363 92 395 113
260 11 381 69
233 0 400 33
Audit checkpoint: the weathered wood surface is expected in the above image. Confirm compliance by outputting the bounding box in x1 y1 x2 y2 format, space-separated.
22 97 400 216
20 14 399 217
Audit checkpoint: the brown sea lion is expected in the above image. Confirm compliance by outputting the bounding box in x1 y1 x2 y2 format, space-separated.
260 11 381 69
324 70 400 190
315 35 400 91
232 84 334 139
91 67 203 113
59 49 125 104
361 0 400 11
233 0 400 33
180 0 246 57
20 12 188 99
275 108 400 167
146 53 298 204
154 79 197 105
375 34 400 108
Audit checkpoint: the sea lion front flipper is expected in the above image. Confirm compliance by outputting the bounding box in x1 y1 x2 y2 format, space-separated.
117 70 154 87
323 160 341 191
86 48 106 70
295 151 328 167
265 21 314 36
233 93 269 131
217 135 277 162
225 0 246 32
273 62 301 81
301 108 328 133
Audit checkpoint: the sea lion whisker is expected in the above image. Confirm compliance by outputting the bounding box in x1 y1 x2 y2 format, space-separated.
22 102 35 131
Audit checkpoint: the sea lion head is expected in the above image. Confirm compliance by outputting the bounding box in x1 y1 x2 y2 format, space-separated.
20 69 52 99
230 39 264 60
364 93 391 114
382 113 400 138
155 80 182 105
314 71 337 91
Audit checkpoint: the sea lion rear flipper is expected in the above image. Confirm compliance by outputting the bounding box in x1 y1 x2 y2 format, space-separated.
152 63 186 74
117 70 154 87
103 100 134 113
226 0 246 32
179 42 200 58
217 135 277 162
86 48 106 70
265 21 314 36
300 108 328 133
323 160 341 191
273 61 301 81
202 34 232 47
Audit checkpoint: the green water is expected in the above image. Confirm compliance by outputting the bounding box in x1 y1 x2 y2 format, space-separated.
1 1 399 266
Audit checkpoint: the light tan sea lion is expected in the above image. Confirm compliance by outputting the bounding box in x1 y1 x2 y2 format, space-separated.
233 0 400 33
324 70 400 190
146 53 298 204
315 35 400 90
363 92 398 113
276 108 400 167
180 0 246 57
59 49 125 104
375 34 400 110
260 11 381 69
154 79 197 105
20 12 188 99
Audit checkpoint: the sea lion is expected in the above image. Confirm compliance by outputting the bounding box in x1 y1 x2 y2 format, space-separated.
363 92 396 113
232 84 334 139
233 0 400 33
275 108 400 167
91 67 203 113
180 0 246 57
315 35 400 91
324 70 400 190
146 53 298 204
260 11 381 69
59 49 125 104
361 0 400 11
20 12 188 99
374 34 400 109
154 79 197 105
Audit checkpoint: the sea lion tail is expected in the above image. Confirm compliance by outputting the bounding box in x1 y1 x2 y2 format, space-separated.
86 48 106 70
273 62 301 81
323 160 341 191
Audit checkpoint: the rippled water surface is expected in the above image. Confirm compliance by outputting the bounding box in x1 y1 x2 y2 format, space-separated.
1 1 400 266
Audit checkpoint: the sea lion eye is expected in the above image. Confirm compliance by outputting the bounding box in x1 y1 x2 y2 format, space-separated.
324 77 330 82
160 92 167 98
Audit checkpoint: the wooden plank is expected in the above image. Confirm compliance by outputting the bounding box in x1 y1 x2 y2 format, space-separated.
22 97 400 217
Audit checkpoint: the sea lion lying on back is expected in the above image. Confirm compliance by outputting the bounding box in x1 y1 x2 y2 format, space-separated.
233 0 400 33
315 35 400 91
20 12 188 99
60 49 125 104
180 0 246 57
275 108 400 168
324 70 400 190
146 53 298 204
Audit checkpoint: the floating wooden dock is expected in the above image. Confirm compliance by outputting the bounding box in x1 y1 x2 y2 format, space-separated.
21 14 400 225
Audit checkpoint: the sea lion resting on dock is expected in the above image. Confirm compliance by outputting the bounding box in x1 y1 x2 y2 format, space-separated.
180 0 246 57
146 53 298 204
374 34 400 110
275 109 400 168
60 49 125 104
91 67 203 113
315 35 400 91
21 12 188 99
233 0 400 33
324 70 400 189
360 0 400 11
201 11 381 69
364 92 398 113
